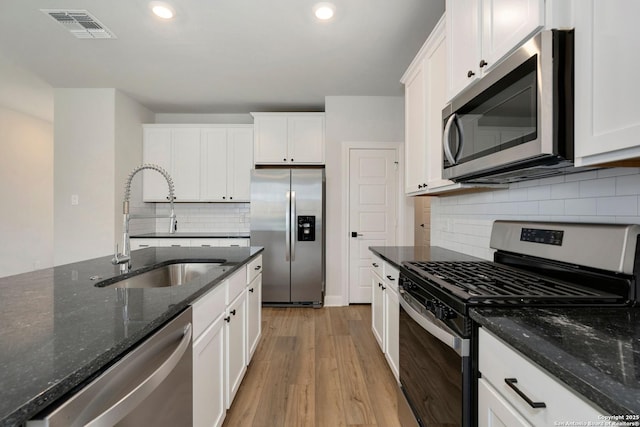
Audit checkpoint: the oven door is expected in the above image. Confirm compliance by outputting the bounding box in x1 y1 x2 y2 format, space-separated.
398 287 471 427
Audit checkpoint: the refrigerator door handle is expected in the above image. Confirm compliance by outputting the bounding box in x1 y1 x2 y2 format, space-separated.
285 191 291 261
290 191 296 261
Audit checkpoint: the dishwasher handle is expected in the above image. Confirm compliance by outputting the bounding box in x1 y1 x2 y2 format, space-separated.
85 323 192 427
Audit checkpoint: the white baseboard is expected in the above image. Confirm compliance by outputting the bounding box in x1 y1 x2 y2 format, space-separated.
323 295 347 307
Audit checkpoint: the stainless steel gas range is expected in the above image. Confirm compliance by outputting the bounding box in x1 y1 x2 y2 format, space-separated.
397 221 640 427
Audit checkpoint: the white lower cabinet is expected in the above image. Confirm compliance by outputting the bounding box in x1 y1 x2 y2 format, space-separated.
384 285 399 381
478 328 605 426
193 315 226 427
191 256 262 426
246 274 262 361
225 289 247 409
370 252 400 381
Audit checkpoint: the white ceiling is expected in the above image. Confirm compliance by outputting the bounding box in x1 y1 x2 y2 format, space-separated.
0 0 445 114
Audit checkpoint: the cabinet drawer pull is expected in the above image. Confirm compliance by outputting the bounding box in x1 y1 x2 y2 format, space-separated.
381 285 386 291
372 263 379 267
479 59 488 68
224 316 231 323
249 288 254 293
230 309 237 316
467 70 475 78
378 282 383 288
254 265 262 270
386 275 395 281
504 378 546 408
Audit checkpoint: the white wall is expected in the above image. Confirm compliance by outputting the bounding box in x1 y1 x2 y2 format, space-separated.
431 168 640 259
0 53 54 277
324 96 408 306
54 89 153 265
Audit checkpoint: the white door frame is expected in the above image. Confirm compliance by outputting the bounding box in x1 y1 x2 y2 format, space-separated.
341 141 409 306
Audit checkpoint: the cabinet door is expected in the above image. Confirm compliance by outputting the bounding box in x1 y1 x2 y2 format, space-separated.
143 128 172 201
478 379 532 427
371 273 385 350
172 128 201 201
384 286 399 381
575 0 640 165
404 57 428 193
447 0 481 99
481 0 543 72
425 23 454 189
227 127 253 201
246 274 262 363
193 315 226 427
225 290 247 408
201 128 229 201
288 115 325 164
254 115 289 164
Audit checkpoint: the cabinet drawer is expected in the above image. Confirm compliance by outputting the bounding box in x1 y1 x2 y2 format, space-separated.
226 267 247 304
246 255 262 284
371 254 384 279
192 282 227 339
479 328 605 425
383 263 399 291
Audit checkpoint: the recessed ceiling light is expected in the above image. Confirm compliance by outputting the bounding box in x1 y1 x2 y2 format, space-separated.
150 2 175 19
313 2 335 21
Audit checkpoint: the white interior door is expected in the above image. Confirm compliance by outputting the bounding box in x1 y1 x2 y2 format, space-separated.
348 148 398 303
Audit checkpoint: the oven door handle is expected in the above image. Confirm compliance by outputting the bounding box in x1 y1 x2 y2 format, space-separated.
399 289 469 357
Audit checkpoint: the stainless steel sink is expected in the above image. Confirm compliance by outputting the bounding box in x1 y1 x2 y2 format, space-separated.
96 262 224 288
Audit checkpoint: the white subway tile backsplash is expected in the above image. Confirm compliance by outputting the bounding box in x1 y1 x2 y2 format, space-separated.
550 181 579 199
565 198 597 216
616 174 640 195
431 168 640 256
596 196 637 216
153 202 250 233
579 177 615 198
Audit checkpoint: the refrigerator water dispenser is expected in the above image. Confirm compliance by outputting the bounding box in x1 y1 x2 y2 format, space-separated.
297 216 316 241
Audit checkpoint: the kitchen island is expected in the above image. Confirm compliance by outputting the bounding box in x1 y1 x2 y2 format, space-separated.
0 246 262 426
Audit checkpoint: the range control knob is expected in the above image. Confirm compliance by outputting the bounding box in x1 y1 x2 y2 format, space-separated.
434 305 455 321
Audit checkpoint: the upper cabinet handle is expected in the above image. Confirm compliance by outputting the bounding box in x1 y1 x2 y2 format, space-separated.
467 70 475 78
386 275 395 281
479 59 488 68
372 263 379 267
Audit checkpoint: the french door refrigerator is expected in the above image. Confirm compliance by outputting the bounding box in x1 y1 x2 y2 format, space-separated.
250 168 325 306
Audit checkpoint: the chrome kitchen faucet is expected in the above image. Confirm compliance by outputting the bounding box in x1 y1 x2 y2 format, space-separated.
112 164 177 272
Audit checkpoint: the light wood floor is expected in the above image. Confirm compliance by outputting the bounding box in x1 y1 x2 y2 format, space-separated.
223 305 402 427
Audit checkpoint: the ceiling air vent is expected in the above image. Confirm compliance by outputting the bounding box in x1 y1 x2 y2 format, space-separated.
40 9 116 39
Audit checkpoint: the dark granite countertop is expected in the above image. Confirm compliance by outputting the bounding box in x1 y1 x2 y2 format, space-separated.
0 246 262 426
131 232 250 239
471 307 640 416
369 245 481 267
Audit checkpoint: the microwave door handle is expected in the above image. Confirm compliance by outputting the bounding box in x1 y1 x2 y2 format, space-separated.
452 115 464 163
443 114 458 165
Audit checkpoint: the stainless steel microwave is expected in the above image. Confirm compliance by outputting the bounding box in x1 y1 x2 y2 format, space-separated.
442 29 577 184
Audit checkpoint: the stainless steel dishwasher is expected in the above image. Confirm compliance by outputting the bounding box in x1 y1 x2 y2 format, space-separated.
28 307 193 427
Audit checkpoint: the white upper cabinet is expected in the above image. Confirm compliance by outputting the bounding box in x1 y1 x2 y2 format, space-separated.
143 124 253 202
447 0 544 100
252 112 325 165
402 44 428 193
143 127 201 202
574 0 640 166
201 126 253 202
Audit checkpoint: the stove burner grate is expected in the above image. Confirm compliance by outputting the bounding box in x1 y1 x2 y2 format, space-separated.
403 261 622 303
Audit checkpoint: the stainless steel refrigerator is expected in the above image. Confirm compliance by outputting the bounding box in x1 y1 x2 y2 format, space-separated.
250 168 325 306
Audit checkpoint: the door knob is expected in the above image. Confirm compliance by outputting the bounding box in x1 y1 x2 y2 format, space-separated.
351 232 363 238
